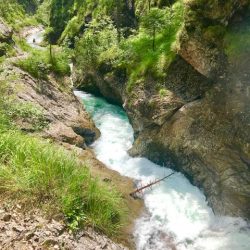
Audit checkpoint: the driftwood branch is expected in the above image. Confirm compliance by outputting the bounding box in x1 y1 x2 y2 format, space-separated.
130 172 175 198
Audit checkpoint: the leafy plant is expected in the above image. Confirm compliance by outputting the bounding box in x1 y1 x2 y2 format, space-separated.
140 8 167 51
16 47 70 79
75 15 119 74
8 102 49 131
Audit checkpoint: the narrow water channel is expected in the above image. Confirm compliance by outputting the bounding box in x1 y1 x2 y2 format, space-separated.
75 91 250 250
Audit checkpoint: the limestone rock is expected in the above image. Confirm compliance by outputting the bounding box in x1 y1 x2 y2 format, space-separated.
0 203 128 250
0 19 13 42
1 66 100 148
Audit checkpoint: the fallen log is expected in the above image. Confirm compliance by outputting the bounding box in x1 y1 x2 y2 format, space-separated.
130 172 175 198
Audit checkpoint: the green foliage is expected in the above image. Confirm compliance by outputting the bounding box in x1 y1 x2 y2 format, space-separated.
16 47 70 79
0 0 25 27
13 36 32 52
75 15 119 73
75 1 184 93
7 102 49 131
0 82 126 236
17 0 39 13
124 0 184 91
0 42 14 58
44 26 57 45
0 0 38 30
49 0 75 42
49 0 136 44
0 129 126 235
140 8 167 50
35 0 52 26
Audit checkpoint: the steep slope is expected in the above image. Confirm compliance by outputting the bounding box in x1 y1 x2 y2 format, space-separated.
64 0 250 218
0 5 142 249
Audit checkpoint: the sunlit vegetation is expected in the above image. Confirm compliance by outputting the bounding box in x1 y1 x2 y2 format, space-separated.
74 0 184 92
0 0 38 30
0 82 127 235
16 47 70 79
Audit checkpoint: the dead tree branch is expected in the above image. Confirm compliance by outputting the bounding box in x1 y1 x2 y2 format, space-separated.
130 172 175 198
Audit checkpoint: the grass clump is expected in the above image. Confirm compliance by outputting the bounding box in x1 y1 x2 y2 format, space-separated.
0 130 126 235
0 83 126 236
16 47 70 79
7 102 49 131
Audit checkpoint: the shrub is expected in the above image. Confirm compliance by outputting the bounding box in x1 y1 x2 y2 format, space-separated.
7 102 49 131
124 1 184 92
0 0 38 30
75 15 118 74
16 48 70 79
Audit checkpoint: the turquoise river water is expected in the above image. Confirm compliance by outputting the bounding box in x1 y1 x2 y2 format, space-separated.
74 90 250 250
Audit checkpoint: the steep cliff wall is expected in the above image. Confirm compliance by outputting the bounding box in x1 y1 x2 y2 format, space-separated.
129 2 250 218
71 0 250 218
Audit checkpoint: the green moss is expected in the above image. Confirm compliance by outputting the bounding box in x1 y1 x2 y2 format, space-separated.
224 14 250 60
203 25 226 46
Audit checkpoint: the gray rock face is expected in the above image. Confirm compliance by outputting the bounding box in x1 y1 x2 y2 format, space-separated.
1 65 100 148
0 19 13 42
0 204 128 250
76 3 250 218
129 71 250 218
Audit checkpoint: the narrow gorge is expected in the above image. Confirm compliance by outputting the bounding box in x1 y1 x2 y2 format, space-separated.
0 0 249 250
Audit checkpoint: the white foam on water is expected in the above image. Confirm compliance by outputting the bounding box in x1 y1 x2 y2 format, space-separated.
74 90 250 250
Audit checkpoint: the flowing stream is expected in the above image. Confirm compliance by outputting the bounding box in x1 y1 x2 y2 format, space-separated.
25 28 250 250
74 91 250 250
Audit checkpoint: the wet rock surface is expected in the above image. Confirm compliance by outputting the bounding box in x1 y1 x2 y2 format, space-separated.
0 204 128 250
76 3 250 218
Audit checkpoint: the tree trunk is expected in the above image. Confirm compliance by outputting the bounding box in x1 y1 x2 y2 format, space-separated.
153 26 156 51
148 0 151 11
49 44 52 60
49 44 54 65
